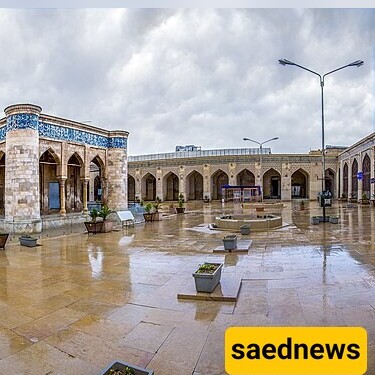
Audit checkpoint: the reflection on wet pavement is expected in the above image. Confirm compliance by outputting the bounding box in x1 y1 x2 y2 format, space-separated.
0 201 374 374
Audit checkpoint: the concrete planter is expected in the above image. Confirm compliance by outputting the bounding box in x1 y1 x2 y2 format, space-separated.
84 222 104 234
19 236 37 247
193 262 223 293
153 212 163 221
330 216 339 224
311 217 320 225
223 235 237 251
98 360 154 375
175 207 185 214
240 225 250 235
101 221 114 233
143 213 155 222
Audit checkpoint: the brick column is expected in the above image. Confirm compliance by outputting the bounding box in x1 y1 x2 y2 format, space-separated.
106 131 129 211
4 104 42 233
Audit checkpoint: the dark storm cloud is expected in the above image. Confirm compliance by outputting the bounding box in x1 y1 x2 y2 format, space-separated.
0 8 373 155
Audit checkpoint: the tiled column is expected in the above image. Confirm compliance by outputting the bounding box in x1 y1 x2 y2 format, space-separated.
4 104 42 233
106 131 129 211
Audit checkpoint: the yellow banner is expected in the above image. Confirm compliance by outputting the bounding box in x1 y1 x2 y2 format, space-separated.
225 327 367 375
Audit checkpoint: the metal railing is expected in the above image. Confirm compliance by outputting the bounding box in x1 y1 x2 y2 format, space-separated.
128 147 271 162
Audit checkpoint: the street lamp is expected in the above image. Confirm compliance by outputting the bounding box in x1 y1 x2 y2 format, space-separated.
279 58 363 222
243 137 279 201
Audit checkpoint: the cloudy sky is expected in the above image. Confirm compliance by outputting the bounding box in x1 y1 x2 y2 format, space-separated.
0 8 373 155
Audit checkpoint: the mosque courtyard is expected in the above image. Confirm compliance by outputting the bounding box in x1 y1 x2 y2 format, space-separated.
0 201 373 374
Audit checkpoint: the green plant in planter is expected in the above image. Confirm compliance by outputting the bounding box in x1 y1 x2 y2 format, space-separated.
89 208 99 222
178 193 185 208
153 196 162 212
362 192 368 201
98 205 112 221
109 367 134 375
144 202 154 213
196 263 219 274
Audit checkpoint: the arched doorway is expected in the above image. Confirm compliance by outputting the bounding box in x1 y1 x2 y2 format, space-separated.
351 159 358 199
362 154 371 199
39 149 60 215
237 169 255 186
163 172 179 201
211 170 228 200
0 153 5 216
128 175 136 202
66 153 83 213
186 171 203 200
291 169 309 199
325 169 335 197
263 168 281 199
343 163 348 198
141 173 156 201
89 156 104 202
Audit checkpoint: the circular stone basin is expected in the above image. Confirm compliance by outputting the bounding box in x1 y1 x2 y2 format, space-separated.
242 202 284 210
215 214 282 231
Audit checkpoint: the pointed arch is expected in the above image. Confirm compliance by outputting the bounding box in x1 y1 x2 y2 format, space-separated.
66 153 83 213
89 155 105 202
351 158 358 199
263 168 281 199
362 154 371 199
236 169 255 186
163 171 179 201
343 162 348 197
211 169 228 200
128 174 136 202
186 170 203 200
291 168 309 199
141 172 156 201
325 168 335 197
39 149 60 215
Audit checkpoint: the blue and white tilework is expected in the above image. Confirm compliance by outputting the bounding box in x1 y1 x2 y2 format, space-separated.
39 122 127 149
6 114 39 132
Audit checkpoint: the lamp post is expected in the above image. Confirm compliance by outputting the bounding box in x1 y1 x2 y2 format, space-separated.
243 137 279 201
278 58 363 222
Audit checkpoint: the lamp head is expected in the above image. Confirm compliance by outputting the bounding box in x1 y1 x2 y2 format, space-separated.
348 60 364 67
279 59 295 66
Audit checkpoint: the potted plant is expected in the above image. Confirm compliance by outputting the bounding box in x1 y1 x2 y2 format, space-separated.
311 216 320 225
98 205 114 232
349 192 357 203
19 235 38 247
0 233 9 249
143 202 155 222
240 224 250 235
223 234 237 251
192 262 223 293
341 193 347 202
152 197 163 221
98 360 154 375
176 193 185 214
203 195 211 203
84 208 104 234
361 193 369 205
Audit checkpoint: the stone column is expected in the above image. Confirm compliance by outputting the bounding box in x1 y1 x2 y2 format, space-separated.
371 149 375 200
203 164 211 199
106 131 129 211
4 104 42 233
156 168 163 200
134 169 141 201
58 178 66 216
281 162 291 201
82 178 89 213
339 160 344 199
348 158 353 199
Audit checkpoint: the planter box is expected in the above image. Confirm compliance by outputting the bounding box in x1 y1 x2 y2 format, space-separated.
19 236 37 247
240 225 250 235
311 217 320 225
143 213 155 222
98 360 154 375
153 212 163 221
223 235 237 251
330 216 339 224
84 222 104 234
193 262 223 293
0 234 9 249
175 207 185 214
101 221 114 232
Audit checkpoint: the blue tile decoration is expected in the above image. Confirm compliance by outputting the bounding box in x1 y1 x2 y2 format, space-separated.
0 116 127 149
38 122 127 149
6 114 39 132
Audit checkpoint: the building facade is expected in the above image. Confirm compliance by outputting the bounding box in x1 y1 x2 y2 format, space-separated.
0 104 129 233
128 147 341 203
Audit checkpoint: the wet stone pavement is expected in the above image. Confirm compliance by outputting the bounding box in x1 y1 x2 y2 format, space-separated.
0 201 374 374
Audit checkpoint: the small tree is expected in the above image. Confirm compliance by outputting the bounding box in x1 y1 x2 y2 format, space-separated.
178 193 185 208
153 196 162 212
89 208 99 223
98 205 112 221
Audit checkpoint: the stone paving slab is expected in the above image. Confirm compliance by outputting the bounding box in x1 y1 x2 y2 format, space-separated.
213 239 252 253
177 274 242 302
